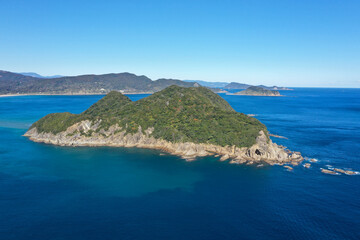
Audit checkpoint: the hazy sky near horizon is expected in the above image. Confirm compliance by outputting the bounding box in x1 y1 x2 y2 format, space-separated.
1 0 359 87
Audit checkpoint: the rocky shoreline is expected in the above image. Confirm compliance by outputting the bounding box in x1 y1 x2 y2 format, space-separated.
24 120 304 166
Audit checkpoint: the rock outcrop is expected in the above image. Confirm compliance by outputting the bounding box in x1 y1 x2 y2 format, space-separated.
284 166 293 171
304 163 311 168
24 120 303 165
333 168 357 175
321 169 339 175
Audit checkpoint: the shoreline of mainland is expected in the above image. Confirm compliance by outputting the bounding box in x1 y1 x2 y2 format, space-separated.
0 92 154 97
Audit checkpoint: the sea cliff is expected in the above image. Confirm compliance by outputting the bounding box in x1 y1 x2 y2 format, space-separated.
25 120 303 165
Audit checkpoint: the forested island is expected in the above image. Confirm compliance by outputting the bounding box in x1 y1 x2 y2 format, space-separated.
25 85 303 165
234 86 282 96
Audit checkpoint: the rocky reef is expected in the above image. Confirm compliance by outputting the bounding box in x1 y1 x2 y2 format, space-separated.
24 119 303 166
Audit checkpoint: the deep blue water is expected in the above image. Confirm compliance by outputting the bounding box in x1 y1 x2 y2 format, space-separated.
0 88 359 240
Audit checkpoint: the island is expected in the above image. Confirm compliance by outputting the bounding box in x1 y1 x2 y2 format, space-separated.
24 85 302 165
234 86 281 96
224 82 292 90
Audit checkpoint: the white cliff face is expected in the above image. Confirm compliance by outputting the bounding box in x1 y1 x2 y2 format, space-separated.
24 120 303 165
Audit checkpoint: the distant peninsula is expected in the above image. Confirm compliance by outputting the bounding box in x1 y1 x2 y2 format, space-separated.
0 70 198 95
234 86 282 96
25 85 302 165
0 70 292 96
224 82 292 90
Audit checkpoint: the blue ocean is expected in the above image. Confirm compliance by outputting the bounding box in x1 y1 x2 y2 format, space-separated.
0 88 359 240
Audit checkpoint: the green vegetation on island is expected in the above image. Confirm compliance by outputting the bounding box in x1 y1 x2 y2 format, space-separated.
30 86 267 148
234 86 281 96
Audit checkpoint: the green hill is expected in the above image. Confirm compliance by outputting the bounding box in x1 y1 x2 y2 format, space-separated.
30 86 267 148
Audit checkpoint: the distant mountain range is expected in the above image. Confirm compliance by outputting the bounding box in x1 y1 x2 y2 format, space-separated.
19 72 64 79
0 70 291 95
184 80 229 88
185 80 291 90
223 82 251 89
0 70 198 95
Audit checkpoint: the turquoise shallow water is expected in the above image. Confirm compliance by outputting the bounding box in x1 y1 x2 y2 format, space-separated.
0 89 359 239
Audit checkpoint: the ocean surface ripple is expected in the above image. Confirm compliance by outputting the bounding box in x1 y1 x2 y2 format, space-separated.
0 88 359 240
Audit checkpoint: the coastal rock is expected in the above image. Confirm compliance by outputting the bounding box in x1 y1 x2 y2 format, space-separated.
229 158 247 164
334 168 357 175
220 154 229 161
269 134 288 139
344 171 357 175
284 166 293 171
321 169 339 175
334 168 346 174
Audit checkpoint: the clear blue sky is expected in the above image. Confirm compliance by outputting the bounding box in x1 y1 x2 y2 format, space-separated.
1 0 359 87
